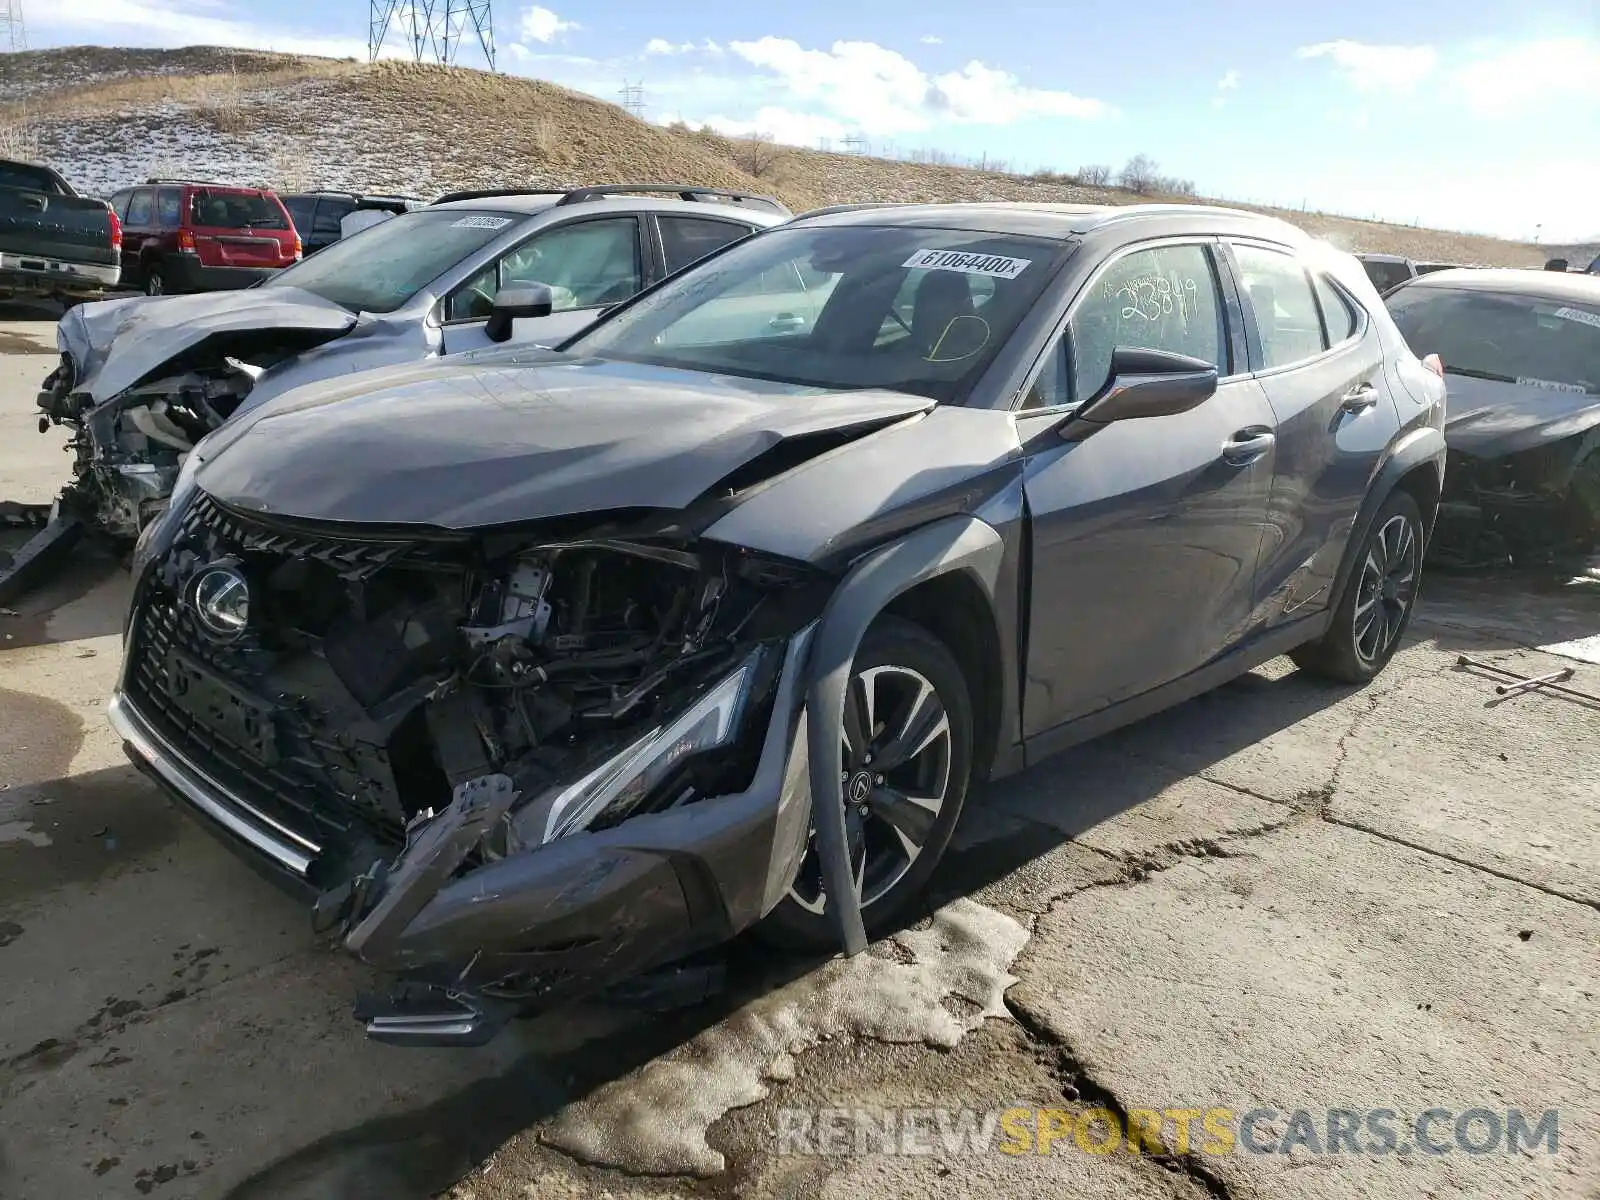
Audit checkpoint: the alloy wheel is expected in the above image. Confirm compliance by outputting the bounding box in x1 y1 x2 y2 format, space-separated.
146 271 164 297
1353 512 1419 665
787 663 953 915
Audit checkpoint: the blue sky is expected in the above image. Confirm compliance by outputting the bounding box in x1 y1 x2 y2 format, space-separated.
24 0 1600 240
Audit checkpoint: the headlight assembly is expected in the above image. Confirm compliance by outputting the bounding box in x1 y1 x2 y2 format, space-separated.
533 650 763 843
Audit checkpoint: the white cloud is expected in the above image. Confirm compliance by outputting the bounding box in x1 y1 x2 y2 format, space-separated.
1295 40 1438 92
519 4 578 44
34 0 375 58
920 35 942 45
695 107 852 147
645 37 695 55
1449 37 1600 114
723 37 1108 139
1217 69 1240 91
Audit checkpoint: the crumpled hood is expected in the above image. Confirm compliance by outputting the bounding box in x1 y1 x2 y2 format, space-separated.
58 286 357 402
196 354 935 528
1443 373 1600 459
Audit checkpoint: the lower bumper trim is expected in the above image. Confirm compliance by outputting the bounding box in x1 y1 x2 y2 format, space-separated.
0 252 120 289
108 691 321 876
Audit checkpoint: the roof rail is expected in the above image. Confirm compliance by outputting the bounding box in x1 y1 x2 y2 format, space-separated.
143 178 246 187
555 183 789 213
426 183 790 212
428 187 569 205
791 202 905 220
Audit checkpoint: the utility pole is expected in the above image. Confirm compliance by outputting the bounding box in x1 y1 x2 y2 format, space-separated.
618 80 645 119
2 0 28 52
370 0 496 71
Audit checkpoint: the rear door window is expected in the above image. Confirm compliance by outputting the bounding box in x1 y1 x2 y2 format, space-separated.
658 216 753 273
313 198 356 236
283 196 318 230
155 188 183 228
1386 287 1600 393
1232 243 1328 369
125 189 154 226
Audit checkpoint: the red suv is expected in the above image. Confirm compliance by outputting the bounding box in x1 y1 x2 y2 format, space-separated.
107 179 302 295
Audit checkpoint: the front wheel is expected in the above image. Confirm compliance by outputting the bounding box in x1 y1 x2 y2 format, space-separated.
759 616 973 951
1292 490 1425 683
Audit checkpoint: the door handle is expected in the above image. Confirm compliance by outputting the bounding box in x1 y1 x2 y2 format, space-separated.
1340 382 1378 413
1222 428 1275 465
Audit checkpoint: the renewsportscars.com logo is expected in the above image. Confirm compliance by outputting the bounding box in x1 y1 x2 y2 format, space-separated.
774 1106 1562 1159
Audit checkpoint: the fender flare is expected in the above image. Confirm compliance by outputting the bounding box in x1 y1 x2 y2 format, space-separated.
800 514 1006 954
1329 425 1446 613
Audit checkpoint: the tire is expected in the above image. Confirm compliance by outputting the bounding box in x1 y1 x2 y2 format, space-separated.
144 263 167 297
1291 490 1425 683
759 615 973 950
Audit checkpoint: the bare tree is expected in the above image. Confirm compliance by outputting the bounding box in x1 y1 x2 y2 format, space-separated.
1118 154 1160 195
735 132 783 178
1076 163 1112 186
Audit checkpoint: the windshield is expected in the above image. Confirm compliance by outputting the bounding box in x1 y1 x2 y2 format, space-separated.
262 207 523 313
188 190 289 230
1387 285 1600 394
565 224 1067 403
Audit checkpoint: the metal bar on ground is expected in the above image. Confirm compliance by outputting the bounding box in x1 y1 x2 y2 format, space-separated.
1454 654 1600 705
0 510 85 606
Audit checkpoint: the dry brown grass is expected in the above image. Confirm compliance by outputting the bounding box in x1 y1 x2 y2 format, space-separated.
0 59 361 124
0 107 41 162
1 45 1555 267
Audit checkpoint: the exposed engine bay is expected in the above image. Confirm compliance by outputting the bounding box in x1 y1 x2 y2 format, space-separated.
36 347 275 542
130 496 820 899
1431 433 1600 570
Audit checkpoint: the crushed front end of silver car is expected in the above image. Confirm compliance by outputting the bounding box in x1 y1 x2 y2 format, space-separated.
110 495 824 1045
2 292 356 605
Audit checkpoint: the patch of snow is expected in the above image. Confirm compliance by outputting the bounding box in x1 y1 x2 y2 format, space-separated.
0 819 52 847
540 897 1028 1177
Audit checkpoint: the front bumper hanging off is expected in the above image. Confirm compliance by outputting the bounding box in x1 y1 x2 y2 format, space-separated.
111 630 820 1046
0 500 85 608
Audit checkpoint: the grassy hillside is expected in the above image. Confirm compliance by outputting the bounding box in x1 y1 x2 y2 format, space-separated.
0 45 1554 267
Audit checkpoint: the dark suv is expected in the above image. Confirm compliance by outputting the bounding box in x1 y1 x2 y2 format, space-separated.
113 202 1448 1046
280 191 423 256
107 179 301 295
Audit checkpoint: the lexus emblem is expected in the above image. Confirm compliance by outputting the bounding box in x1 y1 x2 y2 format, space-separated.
191 566 250 640
848 771 873 804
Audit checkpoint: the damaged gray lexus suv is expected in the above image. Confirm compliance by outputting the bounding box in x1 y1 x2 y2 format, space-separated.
109 202 1448 1046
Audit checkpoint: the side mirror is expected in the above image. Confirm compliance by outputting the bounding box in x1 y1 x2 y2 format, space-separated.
1063 347 1218 441
484 283 555 343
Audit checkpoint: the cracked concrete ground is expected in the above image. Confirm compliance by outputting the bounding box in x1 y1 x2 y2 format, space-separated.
2 322 1597 1200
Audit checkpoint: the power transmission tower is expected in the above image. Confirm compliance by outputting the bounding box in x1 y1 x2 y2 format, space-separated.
370 0 496 71
842 134 868 155
618 80 645 119
2 0 28 52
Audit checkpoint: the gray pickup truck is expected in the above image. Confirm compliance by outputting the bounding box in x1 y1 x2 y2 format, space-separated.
0 158 121 305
